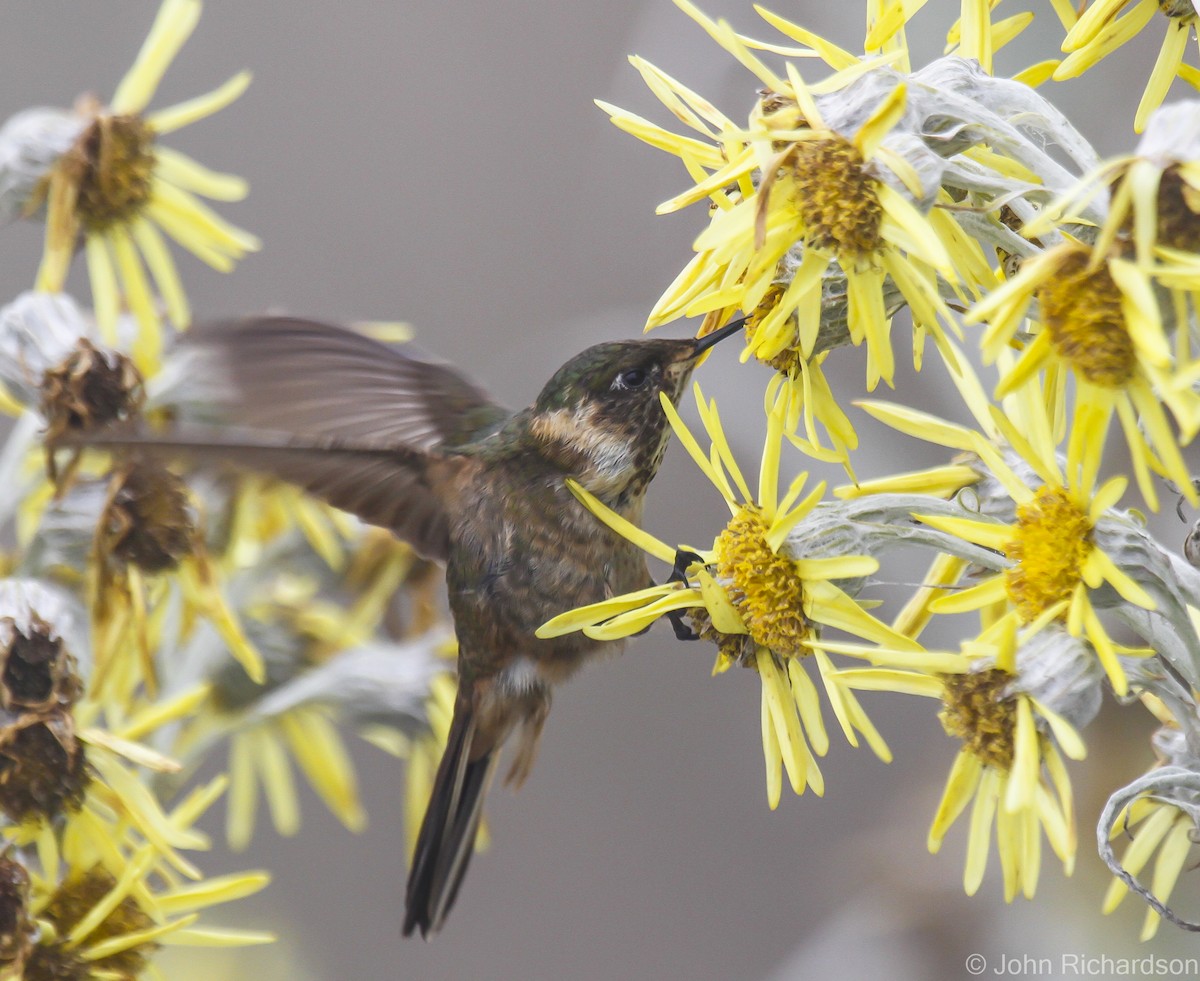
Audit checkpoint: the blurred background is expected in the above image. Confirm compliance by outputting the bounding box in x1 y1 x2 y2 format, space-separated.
2 2 1197 978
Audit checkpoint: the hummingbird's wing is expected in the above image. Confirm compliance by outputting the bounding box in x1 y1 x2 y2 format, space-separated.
82 429 459 561
176 316 510 450
76 317 512 561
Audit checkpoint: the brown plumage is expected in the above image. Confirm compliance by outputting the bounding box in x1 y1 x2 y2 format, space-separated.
73 315 743 937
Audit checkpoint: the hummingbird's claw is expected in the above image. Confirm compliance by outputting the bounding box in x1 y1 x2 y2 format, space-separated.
666 609 699 641
668 548 706 585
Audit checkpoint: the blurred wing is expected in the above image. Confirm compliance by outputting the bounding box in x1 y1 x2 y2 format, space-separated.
82 428 458 561
178 316 510 450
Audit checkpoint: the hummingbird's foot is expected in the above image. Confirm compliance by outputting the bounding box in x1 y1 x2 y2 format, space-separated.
658 549 707 639
666 609 699 642
668 548 706 585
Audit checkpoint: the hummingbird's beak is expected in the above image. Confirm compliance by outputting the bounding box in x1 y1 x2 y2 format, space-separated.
689 316 748 364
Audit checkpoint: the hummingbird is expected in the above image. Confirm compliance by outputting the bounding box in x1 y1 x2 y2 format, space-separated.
73 314 743 937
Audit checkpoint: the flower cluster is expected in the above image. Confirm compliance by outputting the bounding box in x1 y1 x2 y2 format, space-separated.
0 3 453 975
541 0 1200 935
8 0 1200 961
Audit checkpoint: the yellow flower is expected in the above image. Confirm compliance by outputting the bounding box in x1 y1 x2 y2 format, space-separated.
600 2 963 393
540 385 920 807
12 827 271 980
1022 112 1200 447
965 238 1197 511
32 0 258 372
1056 0 1200 132
835 619 1088 900
1102 795 1197 940
860 373 1157 696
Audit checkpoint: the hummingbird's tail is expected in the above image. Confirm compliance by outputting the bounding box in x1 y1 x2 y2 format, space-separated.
403 694 496 939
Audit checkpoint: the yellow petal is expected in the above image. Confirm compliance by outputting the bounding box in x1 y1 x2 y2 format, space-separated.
147 71 253 134
110 0 201 114
914 513 1011 552
281 708 365 831
854 82 906 159
154 145 249 201
696 568 747 634
929 749 981 850
537 584 683 639
566 479 677 563
1134 20 1190 134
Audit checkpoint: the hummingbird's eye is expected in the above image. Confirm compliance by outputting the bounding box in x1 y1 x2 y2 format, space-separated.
613 367 650 391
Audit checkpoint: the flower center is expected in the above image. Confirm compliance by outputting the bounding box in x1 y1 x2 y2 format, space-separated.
0 614 82 711
31 868 157 979
0 716 90 822
0 855 32 970
1152 166 1200 252
68 113 156 232
939 668 1017 770
1035 245 1136 386
102 461 194 574
40 339 145 445
1004 485 1092 622
789 136 883 262
715 505 810 656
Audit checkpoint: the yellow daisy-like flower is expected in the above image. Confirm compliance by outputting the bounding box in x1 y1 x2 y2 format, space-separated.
965 238 1197 511
600 2 961 392
8 811 271 981
164 520 438 851
33 0 258 371
1056 0 1200 133
540 385 921 807
1024 118 1200 435
1103 795 1198 940
835 619 1087 900
860 373 1157 696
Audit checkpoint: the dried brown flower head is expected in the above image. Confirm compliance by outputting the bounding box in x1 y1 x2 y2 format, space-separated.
0 713 90 823
0 613 83 713
25 866 156 981
99 460 193 574
40 338 144 489
0 854 33 975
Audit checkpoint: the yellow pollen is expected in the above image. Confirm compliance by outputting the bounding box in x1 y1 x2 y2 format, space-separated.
1035 246 1136 387
715 505 811 657
939 668 1018 770
65 113 157 232
789 136 883 261
1004 485 1092 622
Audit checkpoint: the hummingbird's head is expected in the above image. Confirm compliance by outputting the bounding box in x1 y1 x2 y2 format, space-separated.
528 320 744 504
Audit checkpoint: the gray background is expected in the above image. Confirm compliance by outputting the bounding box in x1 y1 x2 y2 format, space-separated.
2 3 1197 979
